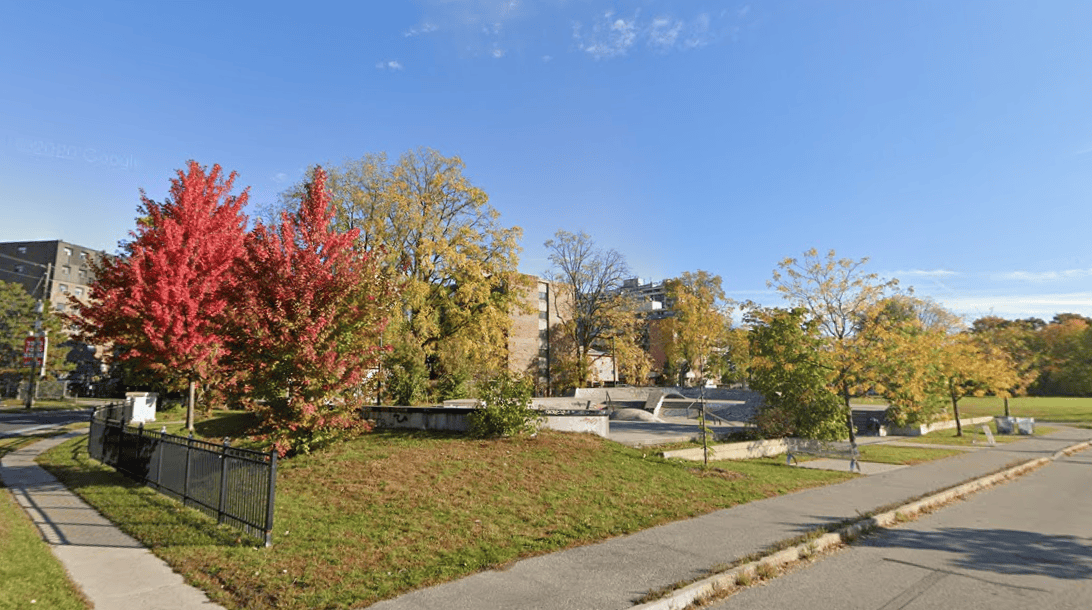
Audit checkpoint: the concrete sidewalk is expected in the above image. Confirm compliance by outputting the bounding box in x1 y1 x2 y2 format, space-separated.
371 425 1092 610
0 430 225 610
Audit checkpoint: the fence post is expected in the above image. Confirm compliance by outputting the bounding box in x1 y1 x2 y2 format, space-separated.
87 407 97 460
154 427 163 490
217 438 230 525
136 422 144 483
264 450 277 547
183 433 193 509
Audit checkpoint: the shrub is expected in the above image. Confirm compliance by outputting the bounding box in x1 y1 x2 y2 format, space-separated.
468 373 542 438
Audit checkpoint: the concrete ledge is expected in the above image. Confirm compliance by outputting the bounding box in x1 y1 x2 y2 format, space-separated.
361 406 609 437
662 439 788 461
888 416 993 437
633 439 1092 610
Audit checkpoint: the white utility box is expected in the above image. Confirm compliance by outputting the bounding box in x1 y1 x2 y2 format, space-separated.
124 392 158 424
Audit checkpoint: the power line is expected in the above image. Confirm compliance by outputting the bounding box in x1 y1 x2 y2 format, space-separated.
0 251 50 269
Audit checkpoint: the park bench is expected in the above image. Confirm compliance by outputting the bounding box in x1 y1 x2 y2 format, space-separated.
786 439 862 473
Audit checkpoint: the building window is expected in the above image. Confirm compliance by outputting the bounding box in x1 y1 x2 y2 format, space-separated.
17 246 26 255
78 268 87 280
64 247 72 258
538 311 548 320
74 287 83 297
59 284 69 293
62 265 71 276
55 303 65 312
80 251 88 260
14 264 24 274
538 291 547 300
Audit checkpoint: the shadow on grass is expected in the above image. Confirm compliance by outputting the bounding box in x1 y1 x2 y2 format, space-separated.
193 411 262 441
38 439 249 549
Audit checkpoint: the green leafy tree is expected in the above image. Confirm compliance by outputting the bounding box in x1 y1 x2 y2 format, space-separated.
468 371 542 438
1031 315 1091 396
1 281 74 389
970 316 1043 413
747 307 845 440
1 280 38 375
769 249 898 443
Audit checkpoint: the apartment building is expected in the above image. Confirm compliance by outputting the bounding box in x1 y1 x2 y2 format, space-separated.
507 275 566 391
0 240 108 312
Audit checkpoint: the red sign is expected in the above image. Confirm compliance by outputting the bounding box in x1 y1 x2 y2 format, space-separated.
23 335 45 368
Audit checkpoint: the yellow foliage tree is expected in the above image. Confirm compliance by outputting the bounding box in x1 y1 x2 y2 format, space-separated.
939 333 1019 436
859 295 960 427
280 148 525 401
660 271 731 386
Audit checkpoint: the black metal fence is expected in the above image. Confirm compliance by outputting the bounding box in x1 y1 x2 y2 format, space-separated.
88 404 277 546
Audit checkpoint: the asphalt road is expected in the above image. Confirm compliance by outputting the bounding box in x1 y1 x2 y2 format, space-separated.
708 448 1092 610
0 407 92 437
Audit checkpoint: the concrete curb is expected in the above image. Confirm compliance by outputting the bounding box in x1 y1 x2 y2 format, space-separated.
634 439 1092 610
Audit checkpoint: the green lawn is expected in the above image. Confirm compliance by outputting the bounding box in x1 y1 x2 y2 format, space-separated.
952 397 1092 423
0 399 92 411
855 444 963 464
0 436 91 610
898 421 1058 446
38 421 858 610
851 396 1092 424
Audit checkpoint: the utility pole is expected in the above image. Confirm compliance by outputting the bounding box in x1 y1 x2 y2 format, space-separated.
24 301 46 409
611 334 618 385
24 262 52 409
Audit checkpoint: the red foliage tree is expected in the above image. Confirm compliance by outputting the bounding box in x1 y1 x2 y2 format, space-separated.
227 167 396 455
73 161 248 430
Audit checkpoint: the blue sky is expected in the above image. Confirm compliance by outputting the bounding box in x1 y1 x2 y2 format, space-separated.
2 0 1091 322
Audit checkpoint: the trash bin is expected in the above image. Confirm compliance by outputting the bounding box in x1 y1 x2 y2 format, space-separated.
1016 417 1035 435
994 416 1015 434
124 392 158 424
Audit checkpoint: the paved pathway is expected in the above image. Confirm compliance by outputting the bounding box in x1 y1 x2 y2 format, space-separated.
1 431 225 610
371 426 1092 610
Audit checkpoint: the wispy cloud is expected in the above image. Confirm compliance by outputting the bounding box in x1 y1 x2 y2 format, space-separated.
405 22 439 37
271 172 288 184
573 9 729 60
648 17 683 50
375 60 404 71
992 268 1092 282
573 11 638 60
892 269 960 278
936 292 1092 320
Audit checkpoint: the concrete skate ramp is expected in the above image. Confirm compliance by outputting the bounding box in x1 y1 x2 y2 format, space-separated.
609 408 663 422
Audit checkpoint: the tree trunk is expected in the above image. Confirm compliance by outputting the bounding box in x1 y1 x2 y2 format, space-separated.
842 387 856 445
1004 396 1010 417
186 379 196 432
952 395 963 437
